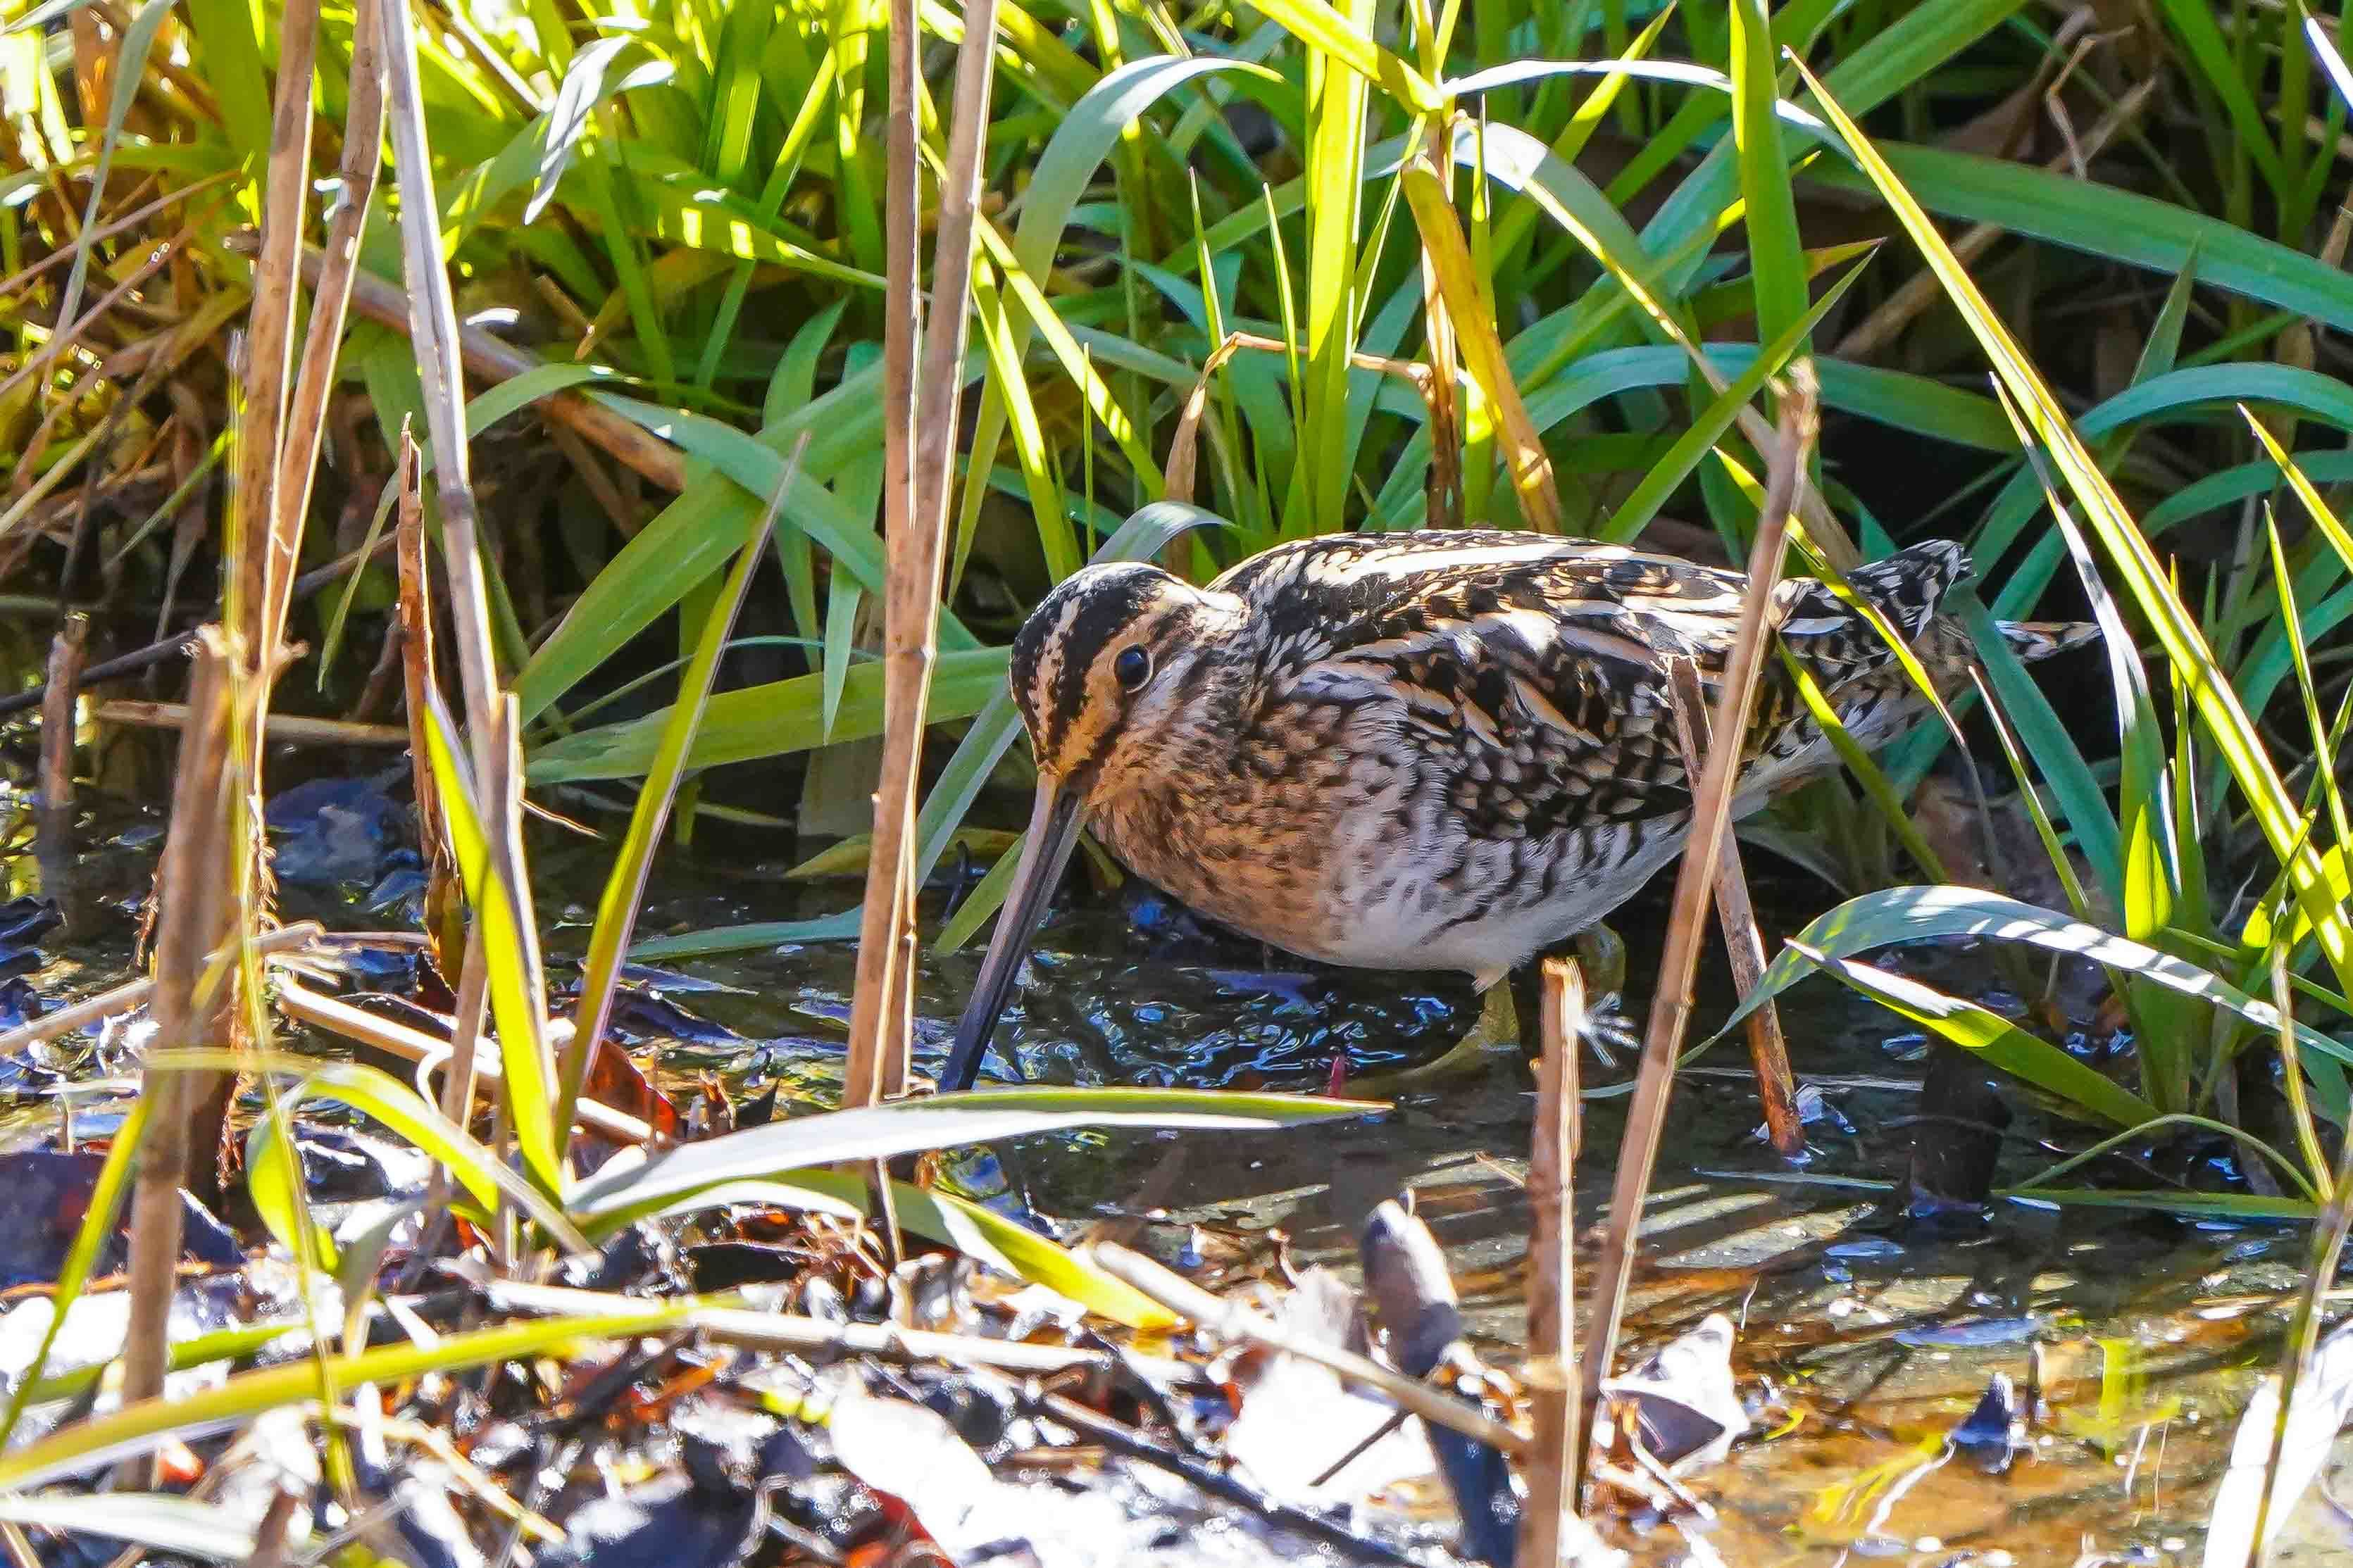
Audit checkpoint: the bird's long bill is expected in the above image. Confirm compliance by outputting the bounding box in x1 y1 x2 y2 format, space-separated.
937 777 1085 1092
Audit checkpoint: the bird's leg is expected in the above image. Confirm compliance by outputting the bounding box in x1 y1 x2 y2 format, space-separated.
1573 923 1628 1001
1519 924 1640 1068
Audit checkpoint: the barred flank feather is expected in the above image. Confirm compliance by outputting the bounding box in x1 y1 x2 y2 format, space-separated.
1996 620 2102 663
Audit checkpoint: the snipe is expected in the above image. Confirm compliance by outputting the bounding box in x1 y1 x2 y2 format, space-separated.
941 528 2092 1090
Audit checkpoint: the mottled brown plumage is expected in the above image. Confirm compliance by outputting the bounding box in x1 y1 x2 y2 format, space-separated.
944 529 2092 1089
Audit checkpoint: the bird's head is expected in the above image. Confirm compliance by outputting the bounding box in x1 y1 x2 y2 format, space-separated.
941 558 1239 1093
1007 559 1237 803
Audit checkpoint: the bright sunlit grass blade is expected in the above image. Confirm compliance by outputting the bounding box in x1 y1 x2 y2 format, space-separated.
1243 0 1442 111
1400 153 1561 529
420 691 563 1198
1298 0 1376 534
1721 886 2353 1081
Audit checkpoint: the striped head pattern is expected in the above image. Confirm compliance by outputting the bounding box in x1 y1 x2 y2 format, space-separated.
1007 561 1243 796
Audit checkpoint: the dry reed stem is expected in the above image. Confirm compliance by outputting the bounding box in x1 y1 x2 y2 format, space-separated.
119 628 237 1458
1518 956 1584 1560
263 0 383 647
1663 657 1803 1156
384 0 566 1204
1094 1242 1532 1457
1572 368 1820 1492
844 0 1001 1108
37 613 88 820
89 701 408 745
291 248 687 491
228 0 317 659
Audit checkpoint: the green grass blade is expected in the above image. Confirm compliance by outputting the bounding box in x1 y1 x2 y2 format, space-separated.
556 469 785 1148
419 691 563 1198
1728 0 1806 351
1716 886 2348 1071
566 1088 1383 1229
1793 943 2159 1131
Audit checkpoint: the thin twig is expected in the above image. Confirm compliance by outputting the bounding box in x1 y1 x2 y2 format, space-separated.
0 922 330 1058
0 169 235 301
1094 1243 1530 1457
0 628 197 719
1573 367 1820 1494
1019 1387 1420 1566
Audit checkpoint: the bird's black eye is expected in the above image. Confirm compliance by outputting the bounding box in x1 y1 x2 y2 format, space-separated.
1113 645 1151 691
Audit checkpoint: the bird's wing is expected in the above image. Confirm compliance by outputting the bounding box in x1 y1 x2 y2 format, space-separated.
1261 536 1972 841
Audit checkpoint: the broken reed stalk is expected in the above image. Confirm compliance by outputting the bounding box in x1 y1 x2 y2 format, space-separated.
1663 657 1804 1156
1518 956 1583 1557
118 629 236 1460
382 0 566 1203
1573 368 1821 1493
843 0 1001 1110
37 612 87 821
1094 1242 1531 1457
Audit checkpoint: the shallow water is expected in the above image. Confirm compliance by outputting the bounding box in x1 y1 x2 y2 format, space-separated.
10 782 2353 1567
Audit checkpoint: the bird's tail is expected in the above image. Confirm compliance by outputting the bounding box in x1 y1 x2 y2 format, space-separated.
1997 619 2100 663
